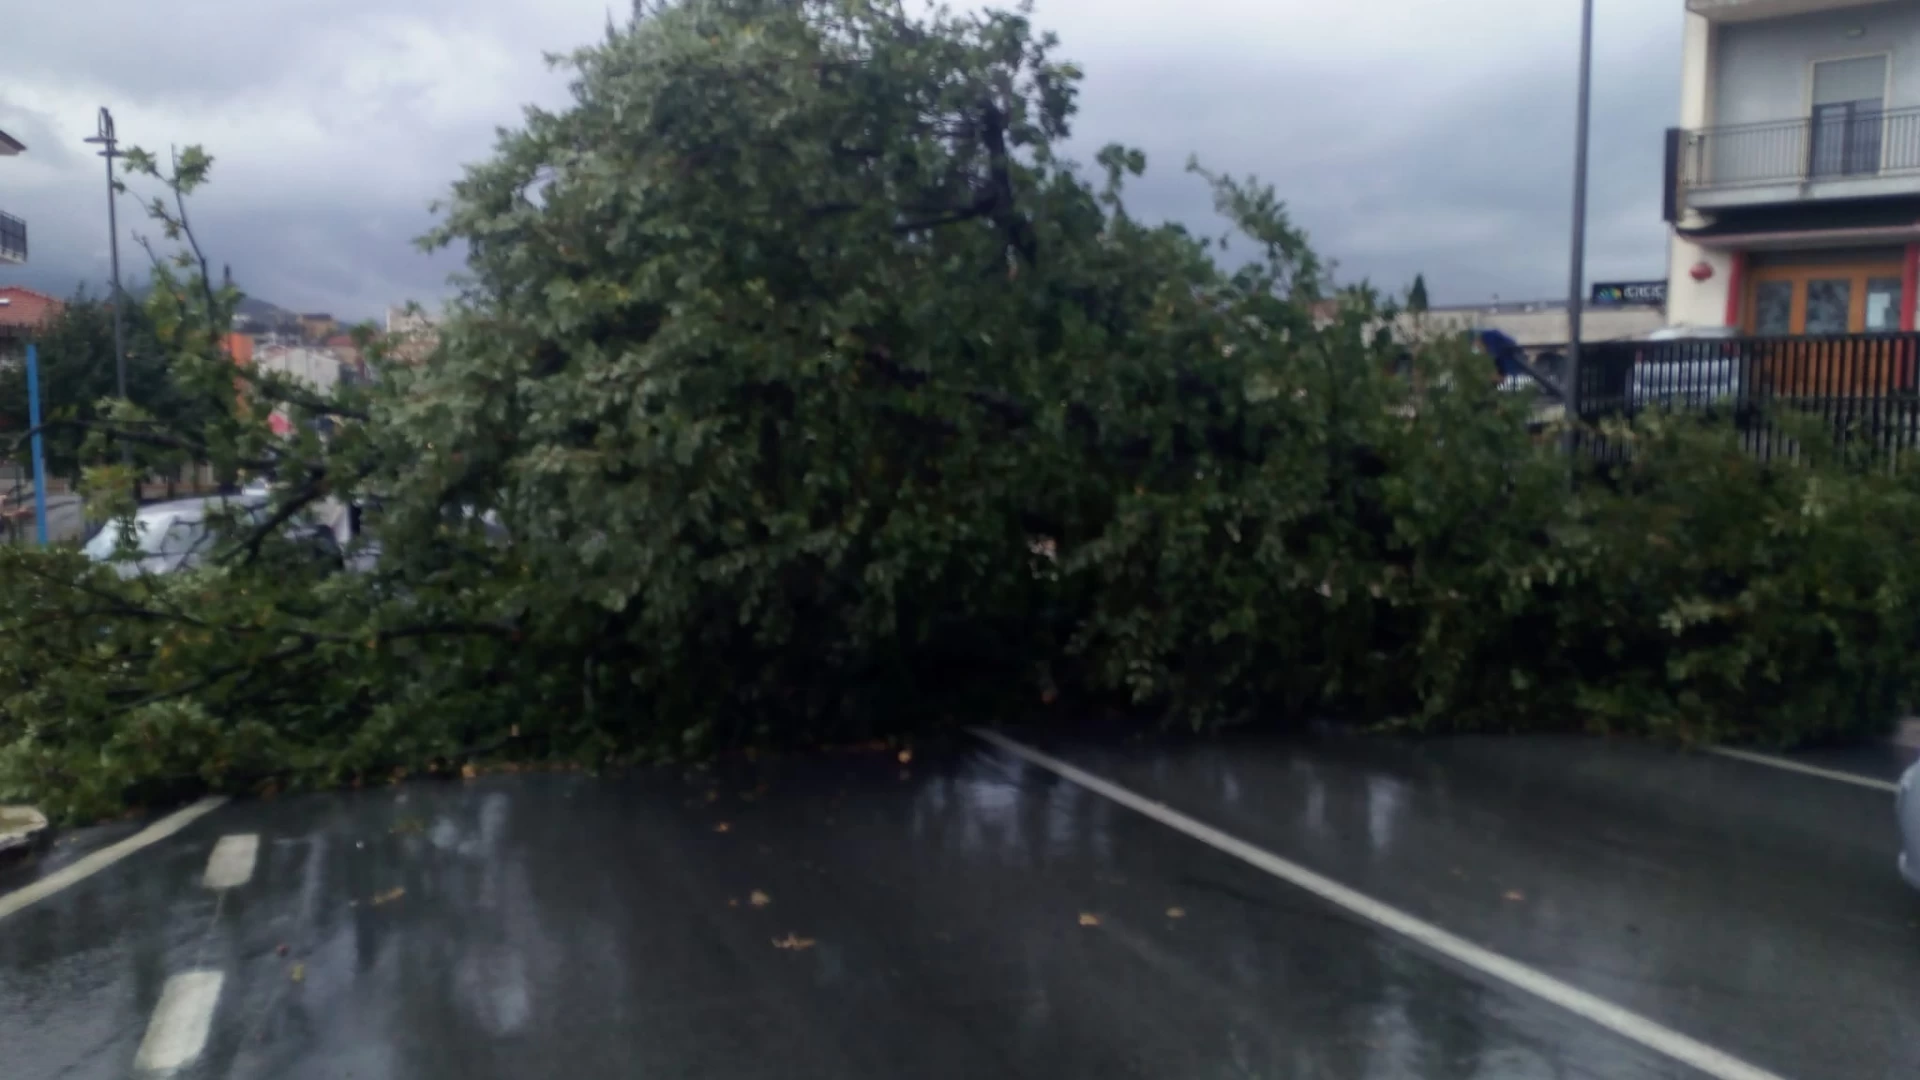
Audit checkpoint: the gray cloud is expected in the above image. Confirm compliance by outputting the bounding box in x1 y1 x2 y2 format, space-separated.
0 0 1683 320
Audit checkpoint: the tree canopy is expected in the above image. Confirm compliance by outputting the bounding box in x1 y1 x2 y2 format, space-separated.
3 0 1918 822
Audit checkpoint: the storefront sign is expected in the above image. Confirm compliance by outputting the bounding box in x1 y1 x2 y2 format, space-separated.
1590 280 1667 306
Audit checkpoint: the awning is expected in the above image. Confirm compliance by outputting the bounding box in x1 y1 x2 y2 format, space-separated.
1678 196 1920 250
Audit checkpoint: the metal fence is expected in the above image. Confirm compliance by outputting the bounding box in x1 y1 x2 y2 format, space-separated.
1573 333 1920 465
1678 105 1920 191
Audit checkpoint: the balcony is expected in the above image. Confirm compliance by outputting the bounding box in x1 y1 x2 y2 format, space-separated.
1668 106 1920 213
0 211 23 265
1687 0 1892 21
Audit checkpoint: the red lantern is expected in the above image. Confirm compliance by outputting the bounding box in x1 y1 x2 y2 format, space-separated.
1689 261 1714 282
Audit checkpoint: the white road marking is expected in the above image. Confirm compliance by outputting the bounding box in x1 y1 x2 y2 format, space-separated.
971 728 1792 1080
201 833 260 889
1707 747 1899 794
0 797 228 923
134 969 224 1073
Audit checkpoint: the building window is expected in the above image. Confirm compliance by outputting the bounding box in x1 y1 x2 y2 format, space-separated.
1804 279 1852 335
1809 56 1887 178
1754 281 1793 336
1865 278 1903 332
1747 257 1905 335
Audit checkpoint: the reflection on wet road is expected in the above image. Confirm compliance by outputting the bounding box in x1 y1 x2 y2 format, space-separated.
1 733 1914 1080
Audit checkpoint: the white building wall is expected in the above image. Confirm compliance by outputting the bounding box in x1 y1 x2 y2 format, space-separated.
1713 1 1919 125
1400 305 1666 348
253 346 341 393
1667 10 1733 329
1666 245 1735 329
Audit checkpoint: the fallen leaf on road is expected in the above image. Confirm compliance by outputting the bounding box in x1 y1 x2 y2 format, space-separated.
896 748 913 765
1165 907 1186 919
460 763 477 780
771 933 816 951
1502 890 1525 902
727 898 739 908
749 889 771 908
371 887 406 907
1078 913 1101 927
705 790 720 803
713 822 732 834
289 963 306 983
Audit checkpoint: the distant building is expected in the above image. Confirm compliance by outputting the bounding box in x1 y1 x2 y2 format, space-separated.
385 305 437 336
0 286 63 365
1398 299 1667 352
253 344 342 394
249 345 344 436
297 312 337 342
384 304 440 364
322 332 364 383
1 127 27 266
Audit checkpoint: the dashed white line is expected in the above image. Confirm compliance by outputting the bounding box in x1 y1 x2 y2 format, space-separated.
202 833 260 889
134 969 224 1073
1707 747 1900 794
971 728 1792 1080
0 797 228 923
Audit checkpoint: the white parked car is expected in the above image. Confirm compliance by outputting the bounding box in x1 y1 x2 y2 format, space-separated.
1629 325 1748 411
80 494 340 578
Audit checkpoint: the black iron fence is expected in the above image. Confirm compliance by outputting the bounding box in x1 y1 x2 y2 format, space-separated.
1573 333 1920 464
1674 105 1920 191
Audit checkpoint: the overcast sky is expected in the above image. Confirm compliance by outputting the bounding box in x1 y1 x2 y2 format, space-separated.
0 0 1684 322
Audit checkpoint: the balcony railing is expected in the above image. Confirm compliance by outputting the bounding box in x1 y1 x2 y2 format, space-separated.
1674 105 1920 192
0 211 23 264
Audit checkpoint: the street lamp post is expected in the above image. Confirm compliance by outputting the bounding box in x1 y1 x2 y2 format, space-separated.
83 107 126 402
1565 0 1595 429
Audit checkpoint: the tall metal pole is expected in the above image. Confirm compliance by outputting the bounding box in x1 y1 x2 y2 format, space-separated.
1565 0 1595 426
26 343 49 547
85 107 126 401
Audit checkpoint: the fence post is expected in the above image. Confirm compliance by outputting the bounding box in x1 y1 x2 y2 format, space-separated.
26 342 49 547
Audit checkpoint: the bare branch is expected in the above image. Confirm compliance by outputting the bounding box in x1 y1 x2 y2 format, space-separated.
170 146 222 320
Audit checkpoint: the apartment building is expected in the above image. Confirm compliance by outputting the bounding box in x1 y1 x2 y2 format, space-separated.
0 127 26 266
1664 0 1919 335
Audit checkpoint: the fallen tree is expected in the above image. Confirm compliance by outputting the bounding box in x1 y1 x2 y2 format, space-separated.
4 0 1918 821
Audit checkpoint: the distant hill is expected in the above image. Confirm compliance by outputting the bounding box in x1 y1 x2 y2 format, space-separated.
234 295 294 320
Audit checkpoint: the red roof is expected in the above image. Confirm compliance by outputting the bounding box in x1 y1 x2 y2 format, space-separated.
0 287 64 334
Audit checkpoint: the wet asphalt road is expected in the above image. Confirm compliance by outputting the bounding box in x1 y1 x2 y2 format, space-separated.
1 733 1915 1080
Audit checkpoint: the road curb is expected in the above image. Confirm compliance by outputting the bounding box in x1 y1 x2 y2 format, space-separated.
0 805 50 864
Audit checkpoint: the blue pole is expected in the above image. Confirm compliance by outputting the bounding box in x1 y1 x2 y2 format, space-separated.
26 343 49 546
